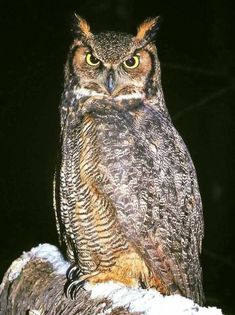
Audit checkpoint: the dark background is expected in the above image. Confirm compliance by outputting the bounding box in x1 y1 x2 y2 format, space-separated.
0 0 234 313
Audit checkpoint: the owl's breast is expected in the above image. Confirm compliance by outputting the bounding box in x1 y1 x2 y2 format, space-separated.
88 104 200 235
92 105 178 187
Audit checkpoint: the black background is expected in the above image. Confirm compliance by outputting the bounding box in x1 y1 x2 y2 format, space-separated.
0 0 234 313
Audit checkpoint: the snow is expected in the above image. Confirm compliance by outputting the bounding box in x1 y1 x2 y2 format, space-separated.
30 243 70 275
5 243 69 283
7 254 31 282
86 281 223 315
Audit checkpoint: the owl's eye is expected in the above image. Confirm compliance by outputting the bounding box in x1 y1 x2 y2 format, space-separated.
86 53 100 66
123 55 140 69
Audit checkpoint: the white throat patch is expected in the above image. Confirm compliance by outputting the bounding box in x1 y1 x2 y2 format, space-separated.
73 87 144 101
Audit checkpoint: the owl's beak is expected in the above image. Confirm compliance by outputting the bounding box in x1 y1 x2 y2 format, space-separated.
105 71 115 94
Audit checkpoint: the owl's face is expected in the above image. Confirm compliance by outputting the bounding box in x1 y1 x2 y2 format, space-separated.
66 16 161 101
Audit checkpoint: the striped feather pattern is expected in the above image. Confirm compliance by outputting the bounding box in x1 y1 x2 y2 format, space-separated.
59 110 129 274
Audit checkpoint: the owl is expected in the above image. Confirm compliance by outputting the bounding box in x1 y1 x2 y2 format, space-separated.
54 15 204 305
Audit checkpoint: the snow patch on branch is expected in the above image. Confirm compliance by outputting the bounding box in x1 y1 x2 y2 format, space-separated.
86 282 223 315
30 243 70 275
5 254 31 282
3 243 69 285
1 244 223 315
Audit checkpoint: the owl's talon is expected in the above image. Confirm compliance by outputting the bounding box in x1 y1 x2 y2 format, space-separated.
65 265 87 299
67 264 82 281
65 278 86 299
139 279 147 289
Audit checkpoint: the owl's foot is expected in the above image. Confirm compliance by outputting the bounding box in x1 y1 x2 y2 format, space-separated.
65 265 86 299
65 277 86 299
139 279 147 289
67 264 83 281
65 265 100 299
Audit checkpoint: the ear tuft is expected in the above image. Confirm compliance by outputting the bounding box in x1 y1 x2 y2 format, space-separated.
73 14 92 40
136 17 162 44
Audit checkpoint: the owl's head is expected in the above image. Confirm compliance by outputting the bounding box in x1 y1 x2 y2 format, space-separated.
65 16 162 102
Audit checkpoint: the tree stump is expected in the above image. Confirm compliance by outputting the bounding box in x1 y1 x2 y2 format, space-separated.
0 244 223 315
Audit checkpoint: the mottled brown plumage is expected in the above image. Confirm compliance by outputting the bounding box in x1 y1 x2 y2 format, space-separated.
54 15 204 304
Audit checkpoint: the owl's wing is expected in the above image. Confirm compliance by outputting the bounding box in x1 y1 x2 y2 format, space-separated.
53 117 80 263
99 106 204 304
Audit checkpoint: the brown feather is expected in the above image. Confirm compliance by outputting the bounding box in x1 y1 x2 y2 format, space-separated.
136 17 161 43
74 14 92 39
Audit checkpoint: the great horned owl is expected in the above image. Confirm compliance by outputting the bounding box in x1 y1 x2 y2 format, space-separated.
54 16 204 305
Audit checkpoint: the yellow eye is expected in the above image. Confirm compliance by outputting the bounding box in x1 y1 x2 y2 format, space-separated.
86 53 100 66
123 55 140 69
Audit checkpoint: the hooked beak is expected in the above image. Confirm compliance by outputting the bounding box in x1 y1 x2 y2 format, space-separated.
105 71 115 94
